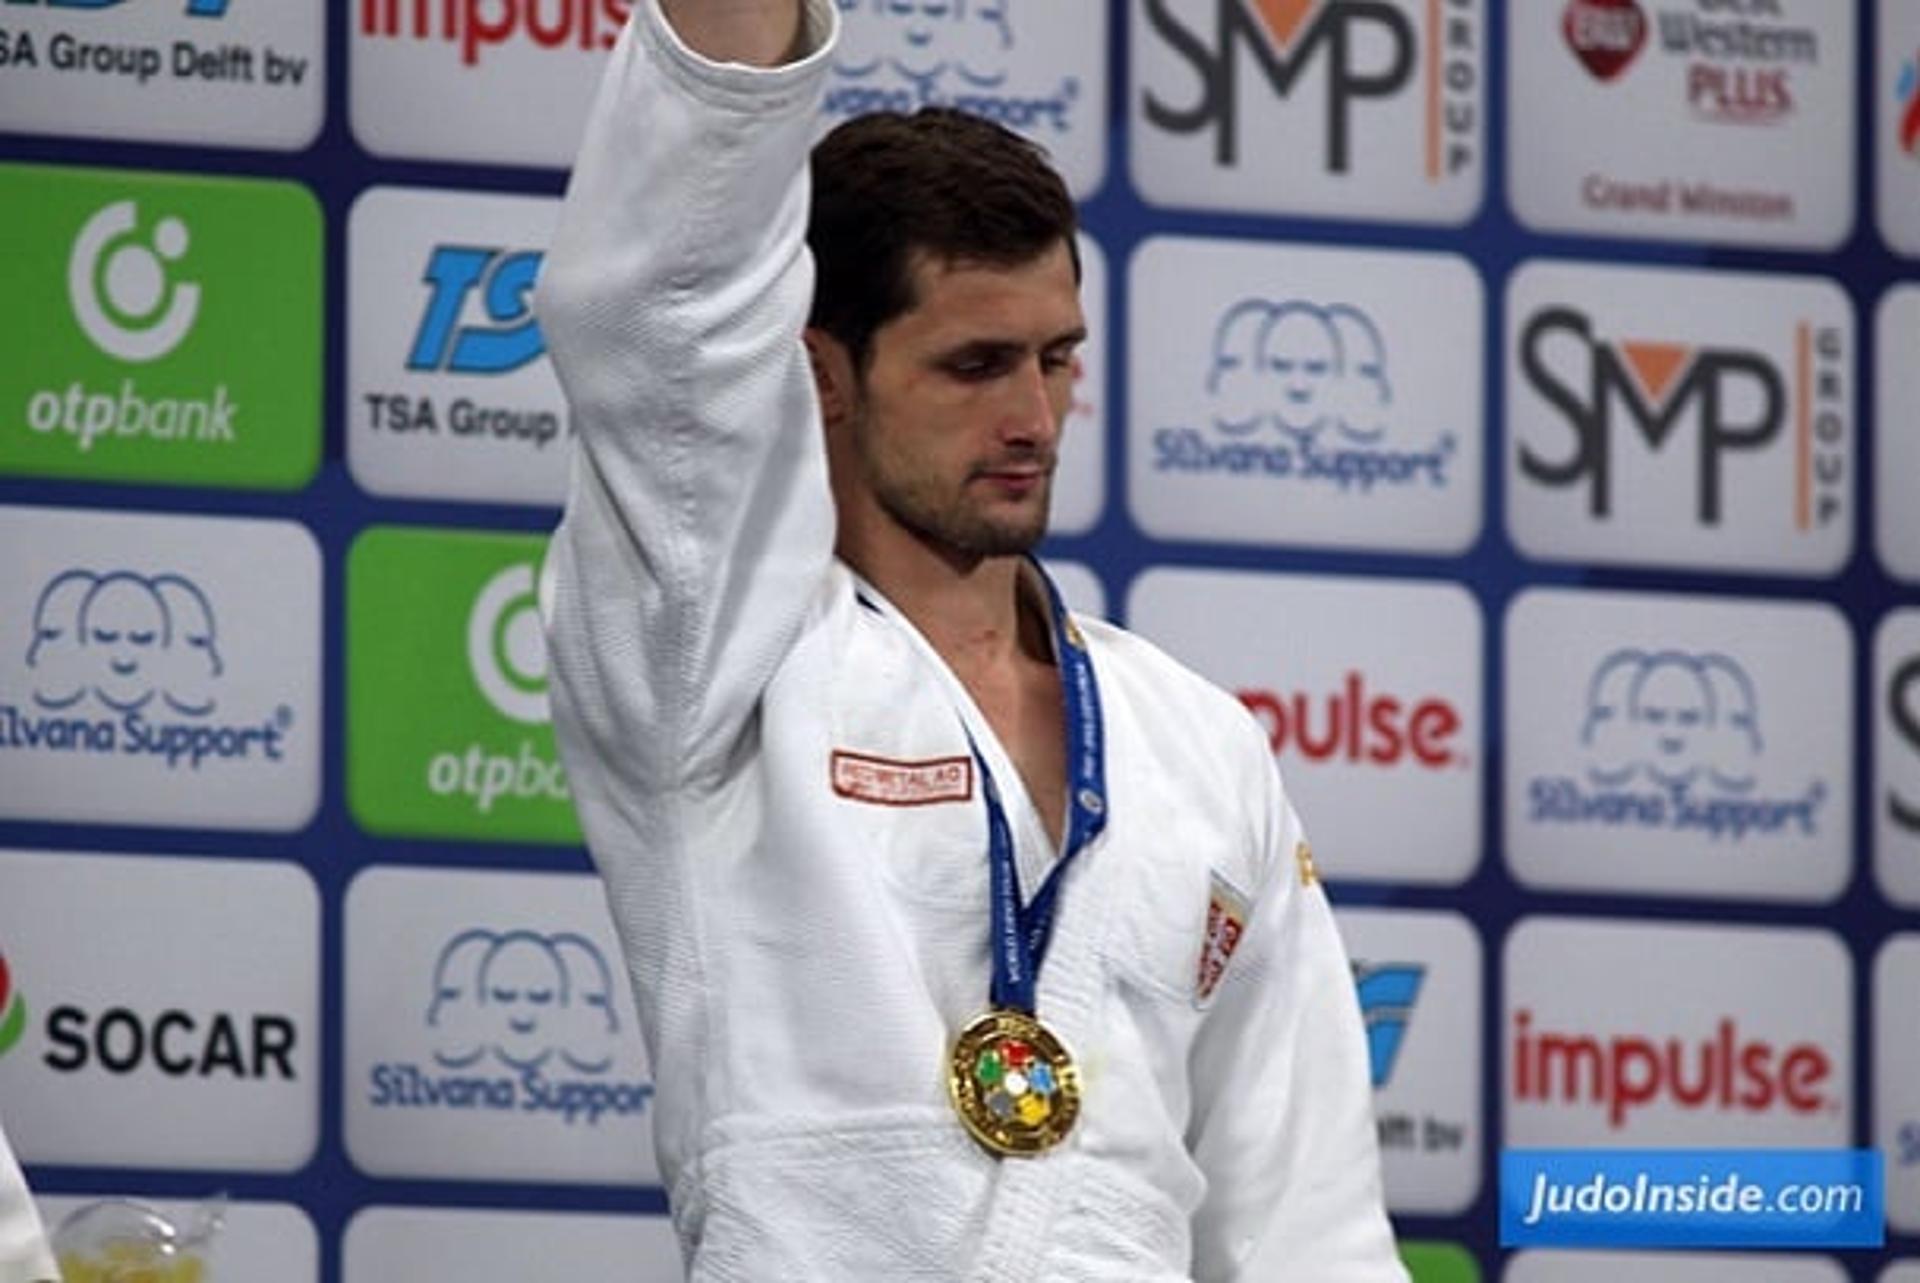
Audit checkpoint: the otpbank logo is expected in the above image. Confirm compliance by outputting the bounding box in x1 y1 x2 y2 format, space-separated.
1505 588 1850 903
1128 237 1482 555
1512 0 1853 248
1131 0 1484 223
0 850 320 1171
1128 568 1481 885
345 868 658 1184
1506 260 1853 576
0 165 319 491
822 0 1108 197
0 1 322 150
348 188 570 507
351 0 631 166
1339 908 1481 1215
348 527 579 844
1505 916 1851 1147
1875 610 1920 908
0 506 320 832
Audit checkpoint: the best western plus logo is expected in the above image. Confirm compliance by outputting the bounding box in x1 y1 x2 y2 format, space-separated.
1506 261 1852 575
0 165 318 490
1563 0 1821 126
348 527 579 844
822 0 1107 196
1131 0 1482 221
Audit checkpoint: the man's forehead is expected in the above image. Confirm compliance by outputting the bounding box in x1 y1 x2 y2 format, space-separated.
895 244 1085 339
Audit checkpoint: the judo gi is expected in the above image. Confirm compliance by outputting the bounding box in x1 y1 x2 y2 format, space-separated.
537 1 1406 1277
0 1123 57 1283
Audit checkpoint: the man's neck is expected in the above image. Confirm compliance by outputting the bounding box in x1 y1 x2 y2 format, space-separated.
840 536 1051 677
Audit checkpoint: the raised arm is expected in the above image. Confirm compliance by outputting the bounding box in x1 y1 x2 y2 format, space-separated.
536 0 838 800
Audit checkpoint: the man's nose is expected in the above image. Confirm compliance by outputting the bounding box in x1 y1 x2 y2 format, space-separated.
1001 357 1060 443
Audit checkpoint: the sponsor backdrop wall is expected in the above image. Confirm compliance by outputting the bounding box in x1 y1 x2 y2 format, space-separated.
0 1 1915 1279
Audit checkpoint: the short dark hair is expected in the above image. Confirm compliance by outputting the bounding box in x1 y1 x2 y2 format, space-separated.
807 107 1079 369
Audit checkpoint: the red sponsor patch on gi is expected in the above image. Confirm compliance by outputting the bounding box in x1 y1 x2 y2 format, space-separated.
1196 872 1251 1005
830 750 974 806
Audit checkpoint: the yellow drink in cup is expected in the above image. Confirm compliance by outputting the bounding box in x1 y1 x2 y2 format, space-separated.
53 1199 220 1283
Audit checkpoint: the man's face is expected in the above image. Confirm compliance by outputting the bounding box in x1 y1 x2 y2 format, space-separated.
838 241 1084 560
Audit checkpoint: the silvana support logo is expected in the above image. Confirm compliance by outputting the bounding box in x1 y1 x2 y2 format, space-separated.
1 565 291 769
0 165 319 489
368 926 651 1127
1355 961 1425 1089
348 528 578 844
0 951 27 1058
1526 648 1825 842
1150 295 1456 492
825 0 1082 136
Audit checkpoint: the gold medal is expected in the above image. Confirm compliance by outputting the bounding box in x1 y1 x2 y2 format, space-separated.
947 1008 1080 1157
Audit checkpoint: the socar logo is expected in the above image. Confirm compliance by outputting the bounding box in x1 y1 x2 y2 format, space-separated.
425 928 619 1076
1354 962 1425 1089
468 562 548 725
68 201 202 364
0 950 27 1059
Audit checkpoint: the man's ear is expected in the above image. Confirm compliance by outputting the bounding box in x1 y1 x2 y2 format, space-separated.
803 327 858 429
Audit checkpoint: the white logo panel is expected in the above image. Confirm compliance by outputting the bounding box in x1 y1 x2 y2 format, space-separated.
1509 0 1854 249
1128 237 1483 554
0 1 323 150
0 505 320 831
1504 917 1852 1148
0 850 319 1170
1130 0 1485 223
1127 568 1481 884
1506 260 1854 576
1876 285 1920 581
1875 935 1920 1233
820 0 1108 198
1506 1250 1847 1282
1336 908 1482 1215
1884 1263 1920 1283
1504 588 1851 902
348 187 570 507
1040 559 1106 621
343 1206 683 1282
37 1197 318 1283
1051 232 1107 537
1876 610 1920 907
351 1 628 166
1879 0 1920 255
345 866 658 1185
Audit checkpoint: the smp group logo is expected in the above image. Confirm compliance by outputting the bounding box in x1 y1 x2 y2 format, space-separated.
1883 2 1920 254
1130 0 1483 223
0 165 319 491
1338 909 1481 1216
1877 285 1920 580
0 850 319 1171
1875 610 1920 908
1505 917 1851 1149
351 0 631 166
1128 237 1482 554
346 868 658 1184
0 506 320 832
1511 0 1854 247
1505 588 1851 903
1505 260 1853 576
0 0 322 149
348 527 579 844
1875 936 1920 1234
822 0 1107 197
1128 568 1481 885
348 188 570 507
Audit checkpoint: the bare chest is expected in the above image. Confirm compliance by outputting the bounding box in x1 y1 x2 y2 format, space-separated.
967 662 1068 853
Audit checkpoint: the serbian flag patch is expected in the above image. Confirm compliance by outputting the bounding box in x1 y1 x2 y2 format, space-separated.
1195 872 1251 1005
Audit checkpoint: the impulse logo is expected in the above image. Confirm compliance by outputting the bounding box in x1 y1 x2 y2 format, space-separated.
368 927 651 1127
1239 671 1466 770
0 950 27 1058
824 0 1080 134
358 0 631 68
362 244 563 451
1898 46 1920 158
0 567 289 770
1510 1008 1835 1130
1142 0 1477 179
1355 962 1425 1087
1525 647 1825 842
1517 307 1846 532
1150 296 1456 492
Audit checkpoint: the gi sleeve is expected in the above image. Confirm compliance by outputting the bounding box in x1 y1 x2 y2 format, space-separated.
1184 718 1409 1283
536 0 840 799
0 1123 59 1283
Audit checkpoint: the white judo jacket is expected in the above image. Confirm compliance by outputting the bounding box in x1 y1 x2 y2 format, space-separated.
0 1123 57 1283
538 2 1406 1278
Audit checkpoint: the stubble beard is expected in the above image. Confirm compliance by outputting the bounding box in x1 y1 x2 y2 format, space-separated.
859 424 1053 559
